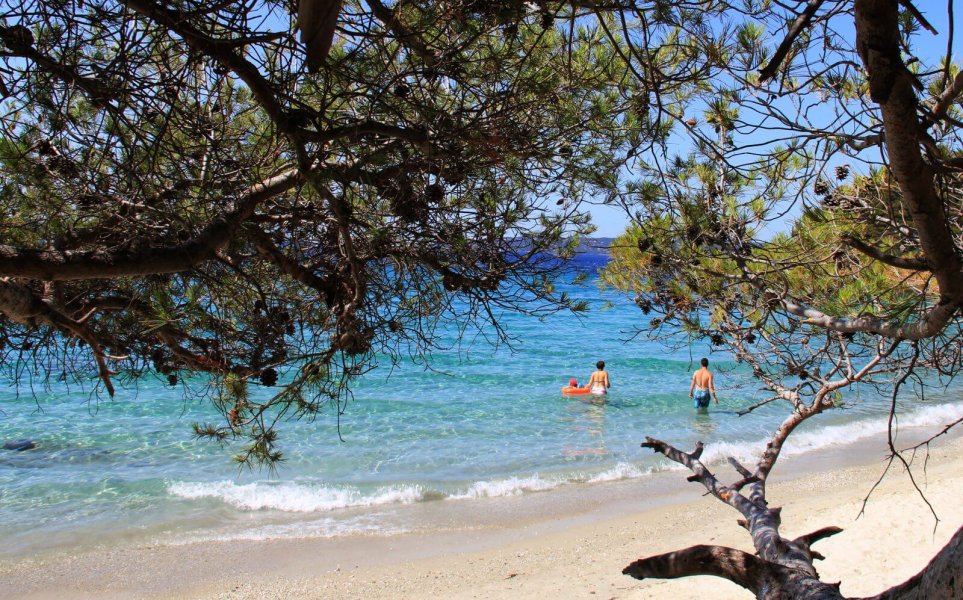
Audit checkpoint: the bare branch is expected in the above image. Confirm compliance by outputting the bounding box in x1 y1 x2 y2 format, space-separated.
623 545 763 590
793 526 844 550
641 437 753 512
904 416 963 452
736 395 781 416
782 297 958 340
759 0 826 83
898 0 938 35
727 456 752 478
929 70 963 119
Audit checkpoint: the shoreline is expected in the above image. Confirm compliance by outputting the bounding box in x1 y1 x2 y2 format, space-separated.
2 426 962 599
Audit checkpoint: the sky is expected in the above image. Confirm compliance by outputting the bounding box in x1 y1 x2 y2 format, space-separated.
588 202 631 238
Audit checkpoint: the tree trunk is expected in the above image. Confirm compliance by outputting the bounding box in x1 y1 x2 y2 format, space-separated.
854 0 963 306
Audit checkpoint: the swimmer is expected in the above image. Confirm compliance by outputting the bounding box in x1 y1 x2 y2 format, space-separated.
588 361 610 395
689 357 718 410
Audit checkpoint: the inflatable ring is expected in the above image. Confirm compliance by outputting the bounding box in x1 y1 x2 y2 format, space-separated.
561 385 592 396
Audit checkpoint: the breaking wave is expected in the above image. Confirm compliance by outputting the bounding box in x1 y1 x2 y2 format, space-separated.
168 403 962 513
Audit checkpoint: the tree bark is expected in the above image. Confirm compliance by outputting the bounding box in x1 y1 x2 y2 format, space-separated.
854 0 963 306
634 436 846 599
298 0 342 71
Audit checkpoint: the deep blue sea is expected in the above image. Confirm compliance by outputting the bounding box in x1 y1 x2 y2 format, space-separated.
2 253 961 558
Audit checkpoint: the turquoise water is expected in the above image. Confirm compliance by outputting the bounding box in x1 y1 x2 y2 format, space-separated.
2 257 962 557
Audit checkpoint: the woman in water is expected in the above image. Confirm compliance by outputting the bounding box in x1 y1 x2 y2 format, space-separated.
588 361 610 395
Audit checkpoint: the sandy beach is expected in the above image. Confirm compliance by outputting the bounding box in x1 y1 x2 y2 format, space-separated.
2 428 961 600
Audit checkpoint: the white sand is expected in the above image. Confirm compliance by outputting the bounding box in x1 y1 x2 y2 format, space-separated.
2 435 961 600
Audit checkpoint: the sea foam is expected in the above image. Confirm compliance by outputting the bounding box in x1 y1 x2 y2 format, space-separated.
165 516 411 545
167 480 428 512
587 461 649 482
449 474 560 499
696 402 963 468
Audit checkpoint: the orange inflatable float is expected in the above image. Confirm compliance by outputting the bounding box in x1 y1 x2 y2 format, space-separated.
561 385 592 396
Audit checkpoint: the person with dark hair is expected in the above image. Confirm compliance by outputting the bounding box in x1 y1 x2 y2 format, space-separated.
689 357 718 410
588 360 610 395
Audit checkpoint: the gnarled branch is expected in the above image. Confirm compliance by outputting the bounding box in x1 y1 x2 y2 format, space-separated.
782 297 958 340
623 544 763 590
793 526 843 550
0 170 302 280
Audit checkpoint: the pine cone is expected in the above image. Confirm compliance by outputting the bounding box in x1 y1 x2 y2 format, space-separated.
259 368 278 386
821 193 841 208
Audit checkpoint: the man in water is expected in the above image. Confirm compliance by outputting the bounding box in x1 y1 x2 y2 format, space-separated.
689 358 718 410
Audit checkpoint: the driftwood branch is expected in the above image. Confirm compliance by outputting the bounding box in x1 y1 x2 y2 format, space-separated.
727 457 752 478
623 545 763 590
727 457 760 490
623 543 846 599
793 526 843 550
641 437 758 520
